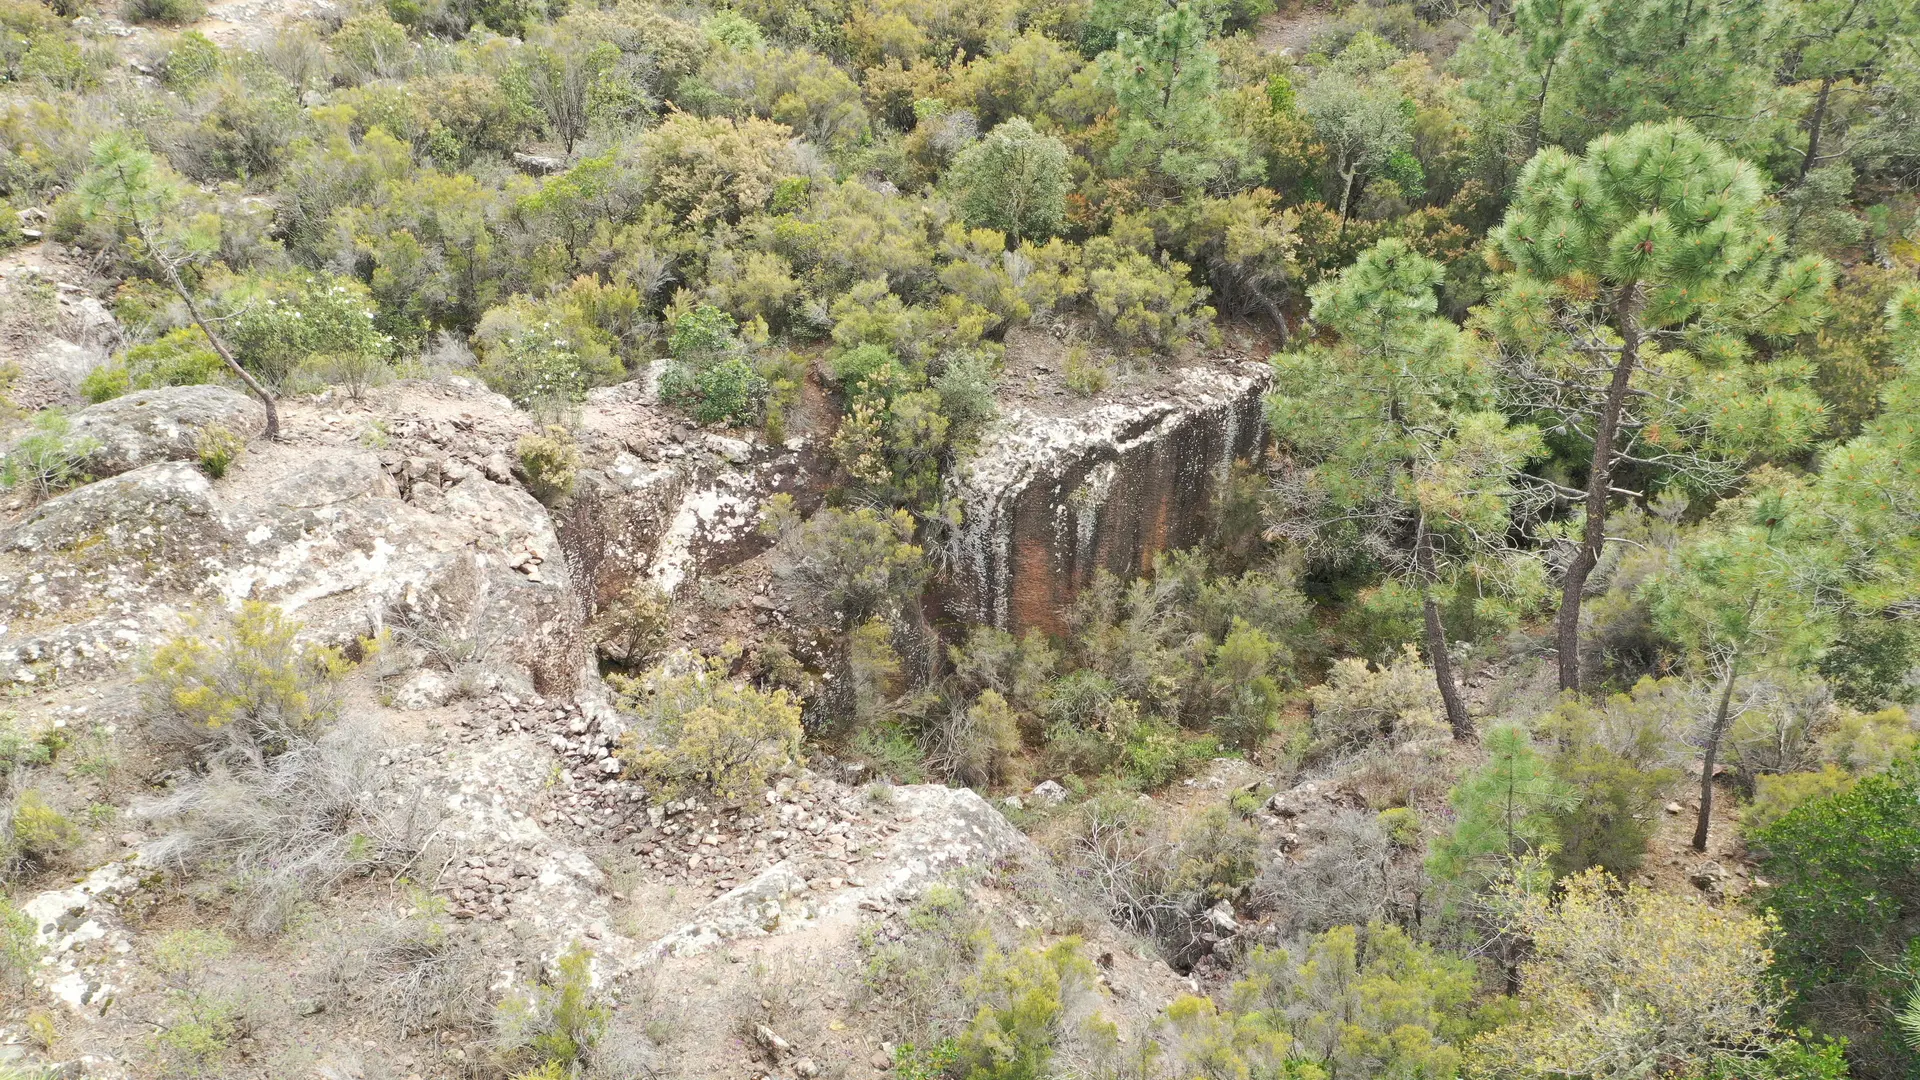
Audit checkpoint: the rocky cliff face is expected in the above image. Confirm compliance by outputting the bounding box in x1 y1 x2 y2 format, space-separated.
948 359 1271 634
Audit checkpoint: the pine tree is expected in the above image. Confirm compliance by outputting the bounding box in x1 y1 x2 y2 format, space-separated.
1099 2 1261 196
1485 120 1830 693
75 136 281 437
1647 481 1840 850
1428 724 1572 883
1550 0 1785 152
1268 239 1542 739
1780 0 1920 185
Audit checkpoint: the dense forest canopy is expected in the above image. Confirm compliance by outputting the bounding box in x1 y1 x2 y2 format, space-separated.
3 0 1920 1073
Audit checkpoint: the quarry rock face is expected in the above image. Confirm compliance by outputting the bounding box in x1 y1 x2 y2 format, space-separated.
949 359 1271 634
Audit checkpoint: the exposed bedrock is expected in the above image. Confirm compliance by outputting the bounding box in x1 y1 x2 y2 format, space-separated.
948 359 1271 635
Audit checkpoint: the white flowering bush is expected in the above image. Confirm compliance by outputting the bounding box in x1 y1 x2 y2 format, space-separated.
217 273 393 387
473 294 622 410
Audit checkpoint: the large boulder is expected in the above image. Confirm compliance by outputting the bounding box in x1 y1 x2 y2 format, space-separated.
1 462 228 615
59 385 266 478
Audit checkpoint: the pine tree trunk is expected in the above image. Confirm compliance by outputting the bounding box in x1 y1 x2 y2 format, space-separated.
154 242 281 440
1555 285 1642 692
1798 76 1834 185
1525 56 1557 159
1693 656 1741 852
1415 515 1473 740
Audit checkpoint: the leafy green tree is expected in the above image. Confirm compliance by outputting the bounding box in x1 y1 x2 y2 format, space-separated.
1098 2 1260 195
947 118 1070 243
512 25 623 154
1484 120 1831 693
1297 35 1415 226
1648 481 1841 850
1269 239 1541 738
75 136 280 437
1753 753 1920 1078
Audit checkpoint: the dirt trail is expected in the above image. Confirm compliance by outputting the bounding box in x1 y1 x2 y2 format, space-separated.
1255 0 1334 57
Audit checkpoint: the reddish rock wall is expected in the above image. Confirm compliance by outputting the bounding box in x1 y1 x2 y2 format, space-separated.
949 361 1270 635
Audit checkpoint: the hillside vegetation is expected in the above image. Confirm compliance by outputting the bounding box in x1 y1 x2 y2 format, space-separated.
1 0 1919 1075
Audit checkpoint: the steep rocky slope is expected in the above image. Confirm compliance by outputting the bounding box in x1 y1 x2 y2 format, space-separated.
0 251 1273 1075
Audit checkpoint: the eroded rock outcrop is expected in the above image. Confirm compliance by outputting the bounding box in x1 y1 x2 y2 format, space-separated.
0 414 589 693
55 385 266 479
949 359 1270 633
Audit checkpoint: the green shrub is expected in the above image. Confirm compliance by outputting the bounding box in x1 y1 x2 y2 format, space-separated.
152 991 245 1067
151 928 235 984
161 30 221 89
591 581 670 667
947 118 1070 242
1746 766 1855 836
636 113 797 226
475 296 621 410
1820 706 1917 774
7 790 78 867
956 938 1114 1080
515 425 580 505
0 896 36 995
495 941 607 1068
2 411 100 497
613 656 805 802
124 0 206 25
1063 345 1111 396
1307 645 1445 755
168 72 304 181
195 424 244 479
77 365 128 403
218 274 392 387
1753 754 1920 1074
83 326 228 402
924 689 1022 789
1165 924 1473 1080
659 305 768 426
1538 687 1682 878
330 10 410 82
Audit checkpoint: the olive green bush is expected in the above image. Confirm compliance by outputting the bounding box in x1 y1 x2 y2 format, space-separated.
515 425 580 505
139 600 355 768
81 327 228 402
195 424 245 479
494 941 608 1071
591 581 670 667
475 295 622 409
658 304 768 425
1307 645 1446 755
613 656 805 801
